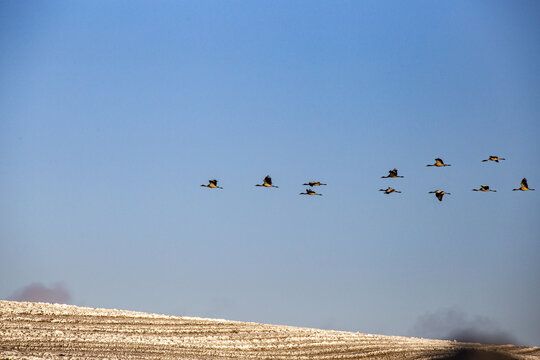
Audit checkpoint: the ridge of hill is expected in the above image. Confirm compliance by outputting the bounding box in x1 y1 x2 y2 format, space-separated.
1 301 539 359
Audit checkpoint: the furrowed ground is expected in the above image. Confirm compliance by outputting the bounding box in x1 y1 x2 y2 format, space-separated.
1 301 539 360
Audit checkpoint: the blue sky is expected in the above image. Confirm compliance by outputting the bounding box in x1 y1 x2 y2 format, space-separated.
1 0 539 346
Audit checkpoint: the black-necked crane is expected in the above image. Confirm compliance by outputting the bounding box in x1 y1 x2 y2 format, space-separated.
473 185 496 192
513 178 535 191
201 179 223 189
381 168 404 178
302 181 327 186
482 155 506 163
299 188 322 196
379 187 401 194
426 158 451 167
429 190 450 201
255 175 279 188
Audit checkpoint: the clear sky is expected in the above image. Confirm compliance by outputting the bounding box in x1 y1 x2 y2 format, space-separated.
1 0 539 347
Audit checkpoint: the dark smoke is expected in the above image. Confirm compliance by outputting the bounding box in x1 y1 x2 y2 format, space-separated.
448 328 518 346
8 282 71 304
411 308 518 345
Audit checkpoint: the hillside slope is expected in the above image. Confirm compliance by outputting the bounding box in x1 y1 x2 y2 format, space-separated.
1 301 538 359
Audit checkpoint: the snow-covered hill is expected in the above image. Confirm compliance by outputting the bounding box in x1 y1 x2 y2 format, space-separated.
1 301 538 359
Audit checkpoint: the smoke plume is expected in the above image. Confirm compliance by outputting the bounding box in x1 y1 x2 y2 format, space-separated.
8 282 71 304
411 308 518 345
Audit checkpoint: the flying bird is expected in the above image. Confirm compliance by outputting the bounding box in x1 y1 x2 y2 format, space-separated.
201 179 223 189
429 190 450 201
513 178 535 191
299 188 322 196
482 155 506 163
256 175 279 188
426 158 451 167
381 168 404 178
379 187 401 194
473 185 496 192
302 181 327 186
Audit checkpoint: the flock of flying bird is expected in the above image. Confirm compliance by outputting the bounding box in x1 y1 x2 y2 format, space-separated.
201 155 535 201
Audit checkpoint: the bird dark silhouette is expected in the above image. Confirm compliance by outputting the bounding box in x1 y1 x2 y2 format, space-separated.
482 155 506 163
429 190 450 201
381 168 404 178
513 178 535 191
426 158 451 167
201 179 223 189
256 175 279 188
379 187 401 194
302 181 327 186
299 188 322 196
473 185 496 192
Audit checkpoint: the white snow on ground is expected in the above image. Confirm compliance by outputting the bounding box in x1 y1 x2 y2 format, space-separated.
1 301 539 360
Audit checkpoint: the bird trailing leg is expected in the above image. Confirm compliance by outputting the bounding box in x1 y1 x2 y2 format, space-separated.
300 188 322 196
